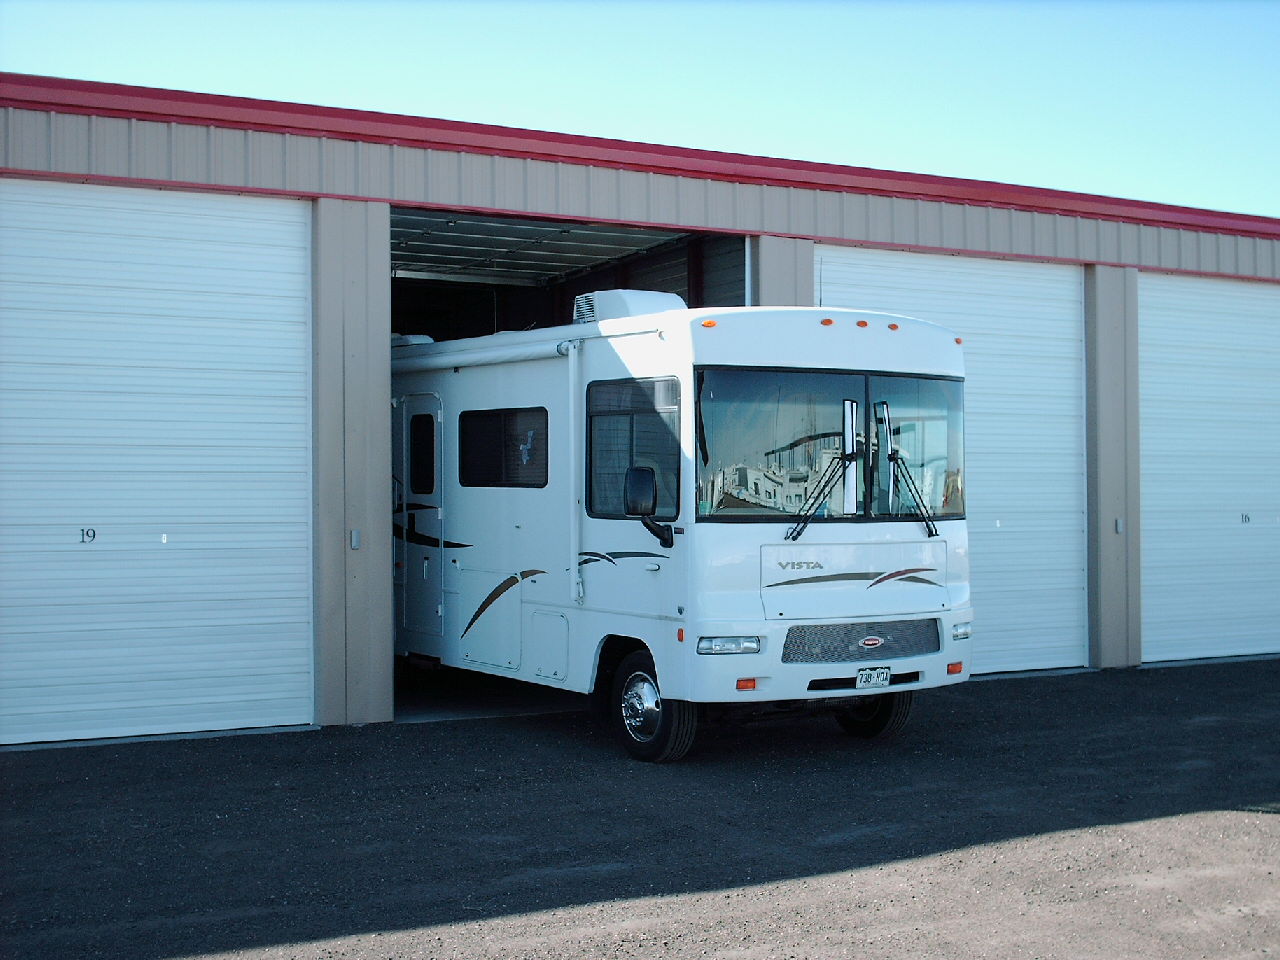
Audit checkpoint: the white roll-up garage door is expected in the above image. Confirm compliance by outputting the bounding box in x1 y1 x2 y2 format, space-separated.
816 245 1087 673
0 179 313 744
1139 273 1280 663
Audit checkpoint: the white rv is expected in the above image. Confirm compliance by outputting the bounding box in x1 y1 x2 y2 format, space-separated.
391 290 972 761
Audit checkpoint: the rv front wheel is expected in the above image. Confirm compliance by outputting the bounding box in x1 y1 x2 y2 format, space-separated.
611 650 697 762
833 691 914 738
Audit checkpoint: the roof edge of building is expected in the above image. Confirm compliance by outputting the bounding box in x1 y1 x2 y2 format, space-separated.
3 71 1278 241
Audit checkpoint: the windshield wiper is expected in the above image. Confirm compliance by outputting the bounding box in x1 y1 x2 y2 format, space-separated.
784 450 857 541
875 401 939 538
785 399 859 542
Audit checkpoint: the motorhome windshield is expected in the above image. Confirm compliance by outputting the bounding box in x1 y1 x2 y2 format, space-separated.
696 367 964 522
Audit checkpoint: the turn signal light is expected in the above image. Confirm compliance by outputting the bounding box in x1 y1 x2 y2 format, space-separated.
736 678 757 691
947 662 964 675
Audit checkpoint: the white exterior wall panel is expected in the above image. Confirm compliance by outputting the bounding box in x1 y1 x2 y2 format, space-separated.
815 245 1088 673
0 178 314 744
1138 274 1280 662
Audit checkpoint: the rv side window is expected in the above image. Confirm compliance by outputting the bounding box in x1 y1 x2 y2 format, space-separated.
587 378 680 521
458 407 548 488
409 414 435 495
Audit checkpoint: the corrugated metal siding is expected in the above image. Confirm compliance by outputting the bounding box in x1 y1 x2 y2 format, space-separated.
0 178 314 744
1138 273 1280 662
3 107 1277 282
702 236 746 306
816 245 1088 674
629 244 688 299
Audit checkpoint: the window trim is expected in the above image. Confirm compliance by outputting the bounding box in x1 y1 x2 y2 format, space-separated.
585 376 682 522
458 406 549 489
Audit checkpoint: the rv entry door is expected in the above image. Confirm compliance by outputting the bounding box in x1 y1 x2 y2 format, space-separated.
399 394 444 641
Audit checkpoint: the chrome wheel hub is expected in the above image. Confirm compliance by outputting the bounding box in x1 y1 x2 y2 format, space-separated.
620 671 662 742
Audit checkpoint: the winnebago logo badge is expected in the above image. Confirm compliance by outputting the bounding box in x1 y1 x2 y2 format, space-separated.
777 561 824 570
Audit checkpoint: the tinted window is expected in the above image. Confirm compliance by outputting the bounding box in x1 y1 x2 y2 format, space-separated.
459 407 548 487
409 414 435 495
588 378 680 520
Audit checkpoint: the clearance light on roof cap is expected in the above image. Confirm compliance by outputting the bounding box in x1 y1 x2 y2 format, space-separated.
701 320 717 328
955 337 963 345
856 320 869 328
820 318 835 326
888 323 900 331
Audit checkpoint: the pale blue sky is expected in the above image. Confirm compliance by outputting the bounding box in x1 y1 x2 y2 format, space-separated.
2 0 1277 217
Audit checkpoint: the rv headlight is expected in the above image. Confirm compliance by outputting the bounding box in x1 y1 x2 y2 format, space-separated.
952 622 973 641
696 636 762 655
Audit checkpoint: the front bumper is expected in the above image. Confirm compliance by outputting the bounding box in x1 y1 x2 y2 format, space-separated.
677 608 973 703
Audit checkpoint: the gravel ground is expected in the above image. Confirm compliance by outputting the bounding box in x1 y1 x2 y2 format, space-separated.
2 660 1278 960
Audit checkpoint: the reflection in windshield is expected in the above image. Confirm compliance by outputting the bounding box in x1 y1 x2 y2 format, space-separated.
697 369 864 518
696 368 963 522
871 377 964 520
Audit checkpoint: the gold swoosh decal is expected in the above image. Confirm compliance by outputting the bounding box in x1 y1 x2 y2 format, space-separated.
765 572 882 588
764 569 942 589
868 568 937 588
461 569 546 637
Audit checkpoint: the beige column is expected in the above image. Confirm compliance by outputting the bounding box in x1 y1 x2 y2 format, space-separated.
312 198 394 724
751 235 816 306
1084 265 1142 668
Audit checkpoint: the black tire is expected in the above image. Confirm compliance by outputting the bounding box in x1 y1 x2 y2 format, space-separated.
610 649 697 762
833 691 914 739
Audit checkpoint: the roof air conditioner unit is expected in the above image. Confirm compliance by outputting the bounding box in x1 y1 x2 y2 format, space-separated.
572 289 687 323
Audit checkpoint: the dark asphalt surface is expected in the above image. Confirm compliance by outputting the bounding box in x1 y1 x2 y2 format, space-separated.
3 659 1278 960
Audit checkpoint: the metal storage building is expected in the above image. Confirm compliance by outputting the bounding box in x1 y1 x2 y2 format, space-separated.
1 72 1277 744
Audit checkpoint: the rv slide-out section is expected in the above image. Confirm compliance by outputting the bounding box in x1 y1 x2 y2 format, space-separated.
392 291 972 761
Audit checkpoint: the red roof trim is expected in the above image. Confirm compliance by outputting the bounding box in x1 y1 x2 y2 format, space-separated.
3 72 1278 240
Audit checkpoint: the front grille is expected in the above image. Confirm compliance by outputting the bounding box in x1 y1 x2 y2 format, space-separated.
782 619 940 664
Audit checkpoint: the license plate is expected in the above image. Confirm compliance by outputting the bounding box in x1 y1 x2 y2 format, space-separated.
855 666 892 689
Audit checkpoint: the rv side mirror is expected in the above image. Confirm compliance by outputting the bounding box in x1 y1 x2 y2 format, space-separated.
623 466 658 517
623 466 674 549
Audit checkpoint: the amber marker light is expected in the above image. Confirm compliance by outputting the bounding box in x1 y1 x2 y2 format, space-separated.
955 337 963 345
856 320 869 328
677 629 685 643
888 323 900 330
736 678 757 691
948 662 964 675
701 319 718 328
820 318 835 326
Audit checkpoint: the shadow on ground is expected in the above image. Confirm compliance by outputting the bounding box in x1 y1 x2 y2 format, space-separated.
393 660 586 723
2 660 1278 959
